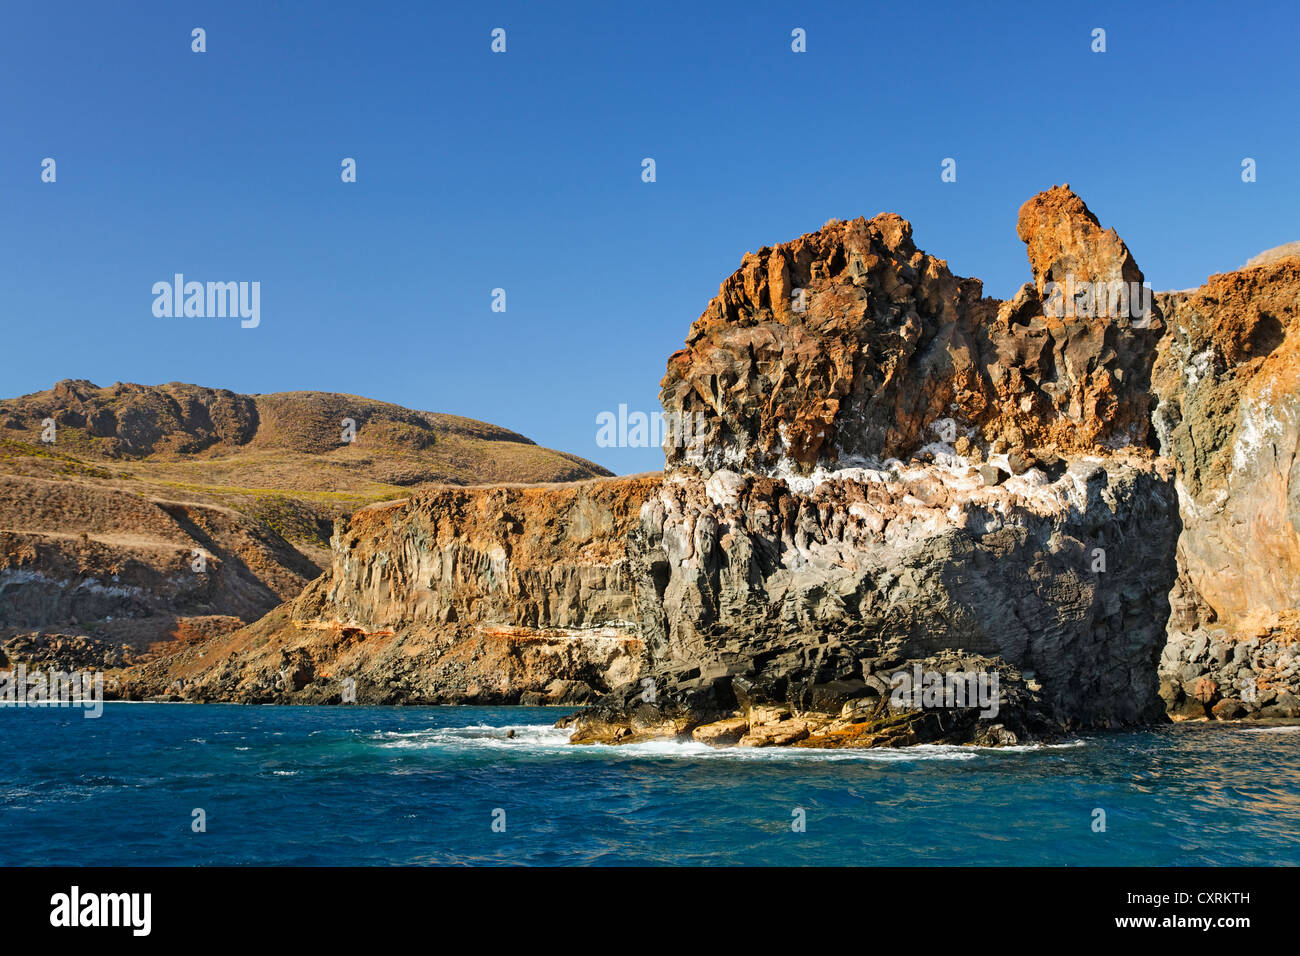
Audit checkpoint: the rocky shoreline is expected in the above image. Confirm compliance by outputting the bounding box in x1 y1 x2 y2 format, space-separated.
13 185 1300 746
561 652 1061 749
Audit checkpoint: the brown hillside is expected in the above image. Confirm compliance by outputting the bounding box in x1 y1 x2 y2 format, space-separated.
0 380 610 661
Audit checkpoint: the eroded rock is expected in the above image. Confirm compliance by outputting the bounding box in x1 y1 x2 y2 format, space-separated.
118 185 1300 743
1152 253 1300 720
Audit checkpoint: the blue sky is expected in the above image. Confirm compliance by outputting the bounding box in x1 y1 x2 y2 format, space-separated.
3 0 1297 474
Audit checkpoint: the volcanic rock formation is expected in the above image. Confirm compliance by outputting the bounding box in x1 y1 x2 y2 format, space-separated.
114 187 1300 740
568 185 1178 746
1152 256 1300 719
662 187 1160 476
118 477 655 704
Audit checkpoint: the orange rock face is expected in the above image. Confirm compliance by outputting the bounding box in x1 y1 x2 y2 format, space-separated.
1154 256 1300 719
662 213 984 472
121 477 658 704
661 186 1162 478
1013 185 1161 450
1017 185 1145 302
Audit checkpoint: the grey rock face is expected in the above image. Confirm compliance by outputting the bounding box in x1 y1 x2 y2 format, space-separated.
568 456 1179 743
1160 627 1300 720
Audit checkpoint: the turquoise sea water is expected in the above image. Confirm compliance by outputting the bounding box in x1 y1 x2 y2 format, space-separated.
2 704 1298 866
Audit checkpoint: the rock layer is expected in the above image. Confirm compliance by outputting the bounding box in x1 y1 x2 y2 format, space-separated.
565 456 1176 746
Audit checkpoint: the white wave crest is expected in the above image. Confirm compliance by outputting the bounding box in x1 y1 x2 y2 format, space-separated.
366 723 1084 761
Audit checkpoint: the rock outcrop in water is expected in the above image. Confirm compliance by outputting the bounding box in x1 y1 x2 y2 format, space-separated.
565 185 1178 746
118 186 1300 739
124 185 1187 748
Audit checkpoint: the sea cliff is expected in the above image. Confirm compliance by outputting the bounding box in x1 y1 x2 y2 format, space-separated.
114 186 1300 744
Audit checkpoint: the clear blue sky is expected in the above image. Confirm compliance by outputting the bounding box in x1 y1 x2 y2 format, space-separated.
3 1 1297 474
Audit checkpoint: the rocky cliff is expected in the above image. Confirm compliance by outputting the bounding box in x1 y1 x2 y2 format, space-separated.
0 381 611 669
116 188 1300 743
118 477 655 705
663 188 1159 476
126 184 1248 750
568 185 1179 746
1152 255 1300 719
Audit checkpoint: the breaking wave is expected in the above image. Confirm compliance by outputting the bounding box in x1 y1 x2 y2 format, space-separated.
365 722 1084 761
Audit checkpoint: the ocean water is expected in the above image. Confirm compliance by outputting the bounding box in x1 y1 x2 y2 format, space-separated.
1 703 1298 866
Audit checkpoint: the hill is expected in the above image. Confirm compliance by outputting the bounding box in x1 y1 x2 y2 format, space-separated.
0 380 610 658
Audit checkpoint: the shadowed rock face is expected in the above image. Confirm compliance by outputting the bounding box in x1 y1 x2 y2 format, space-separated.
601 460 1177 738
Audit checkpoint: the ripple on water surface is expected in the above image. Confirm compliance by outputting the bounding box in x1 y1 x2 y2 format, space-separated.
0 705 1297 866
